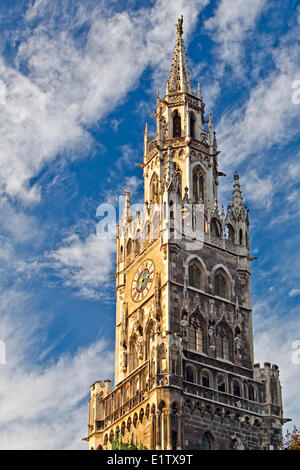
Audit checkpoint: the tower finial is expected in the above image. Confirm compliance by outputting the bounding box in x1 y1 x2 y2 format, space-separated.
176 15 183 36
169 15 192 93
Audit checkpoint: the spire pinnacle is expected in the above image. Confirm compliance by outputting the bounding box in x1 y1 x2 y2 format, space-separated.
169 15 192 94
176 15 183 37
231 173 244 217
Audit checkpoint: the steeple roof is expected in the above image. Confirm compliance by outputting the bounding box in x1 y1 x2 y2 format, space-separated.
169 15 193 94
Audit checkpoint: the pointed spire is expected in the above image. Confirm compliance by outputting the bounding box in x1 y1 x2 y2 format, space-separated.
122 189 132 223
169 15 192 94
208 112 213 145
197 82 201 98
232 173 244 217
156 89 160 105
213 131 218 154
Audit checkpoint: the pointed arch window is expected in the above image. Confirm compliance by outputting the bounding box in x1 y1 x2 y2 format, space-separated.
186 365 195 383
211 218 222 238
127 239 132 256
239 229 243 245
202 432 214 450
216 323 232 361
202 371 210 388
217 375 226 392
193 166 204 203
189 113 196 138
233 380 241 397
189 316 203 352
188 259 202 290
248 384 255 401
173 110 181 137
225 224 234 243
214 270 228 299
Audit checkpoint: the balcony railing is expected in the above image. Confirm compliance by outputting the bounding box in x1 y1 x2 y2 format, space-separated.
183 380 265 415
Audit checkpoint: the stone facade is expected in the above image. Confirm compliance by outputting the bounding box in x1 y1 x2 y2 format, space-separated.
84 17 286 451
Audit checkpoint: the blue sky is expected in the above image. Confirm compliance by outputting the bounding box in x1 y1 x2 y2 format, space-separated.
0 0 299 449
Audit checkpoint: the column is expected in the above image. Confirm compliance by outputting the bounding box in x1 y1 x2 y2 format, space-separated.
156 411 161 450
165 409 172 450
176 413 183 450
151 413 156 449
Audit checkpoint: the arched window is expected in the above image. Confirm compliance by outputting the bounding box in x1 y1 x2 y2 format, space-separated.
150 173 160 204
189 315 203 352
202 371 210 388
188 259 202 290
214 270 228 299
190 113 195 138
225 224 234 242
211 218 222 238
248 384 255 401
192 166 204 203
233 381 241 397
217 375 226 392
127 239 132 256
186 365 195 383
239 229 243 245
216 322 232 361
246 231 249 249
173 110 181 137
202 432 214 450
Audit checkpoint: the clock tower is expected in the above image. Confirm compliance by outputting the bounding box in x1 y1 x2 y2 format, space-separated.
85 16 286 450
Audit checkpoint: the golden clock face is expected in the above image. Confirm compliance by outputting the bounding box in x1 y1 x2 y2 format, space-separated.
131 260 155 302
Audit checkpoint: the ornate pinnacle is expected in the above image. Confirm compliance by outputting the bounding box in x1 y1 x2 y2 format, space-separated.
176 15 183 36
232 173 244 217
169 15 192 93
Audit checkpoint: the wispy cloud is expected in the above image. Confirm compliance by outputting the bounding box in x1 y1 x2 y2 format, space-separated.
48 232 115 300
0 289 114 449
253 299 300 430
0 0 208 203
205 0 267 75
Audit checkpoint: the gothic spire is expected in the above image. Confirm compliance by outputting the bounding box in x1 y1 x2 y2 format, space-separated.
231 173 244 218
169 15 192 94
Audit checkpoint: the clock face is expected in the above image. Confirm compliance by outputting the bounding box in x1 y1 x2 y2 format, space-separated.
132 260 155 302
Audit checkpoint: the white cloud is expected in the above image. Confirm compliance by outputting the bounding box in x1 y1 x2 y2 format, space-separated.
205 0 267 74
0 198 41 243
240 170 273 209
0 0 208 203
216 20 300 180
49 232 115 300
289 289 300 297
253 301 300 431
0 289 114 450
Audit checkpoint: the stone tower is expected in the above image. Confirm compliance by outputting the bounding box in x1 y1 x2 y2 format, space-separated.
85 16 286 450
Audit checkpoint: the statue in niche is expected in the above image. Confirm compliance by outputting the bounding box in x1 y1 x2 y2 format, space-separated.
137 336 144 360
208 322 215 350
234 334 242 359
